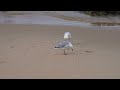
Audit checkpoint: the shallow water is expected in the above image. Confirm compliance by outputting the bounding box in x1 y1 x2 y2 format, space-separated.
0 11 120 30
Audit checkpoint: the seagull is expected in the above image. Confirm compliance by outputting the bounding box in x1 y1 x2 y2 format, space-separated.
54 40 73 55
64 32 72 41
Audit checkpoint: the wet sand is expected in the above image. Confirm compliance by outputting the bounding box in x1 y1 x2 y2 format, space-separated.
0 24 120 79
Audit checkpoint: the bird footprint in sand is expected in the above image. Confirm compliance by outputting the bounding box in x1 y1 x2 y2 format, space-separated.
84 50 94 53
9 45 15 48
0 57 7 64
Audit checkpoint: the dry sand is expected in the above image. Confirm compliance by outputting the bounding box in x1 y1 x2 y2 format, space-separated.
0 24 120 79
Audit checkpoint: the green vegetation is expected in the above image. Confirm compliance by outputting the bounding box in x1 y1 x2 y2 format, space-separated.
82 11 120 16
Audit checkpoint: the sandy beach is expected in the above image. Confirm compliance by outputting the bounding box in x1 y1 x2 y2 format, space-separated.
0 24 120 79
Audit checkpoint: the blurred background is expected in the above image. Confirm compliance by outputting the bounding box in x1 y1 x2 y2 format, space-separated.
0 11 120 27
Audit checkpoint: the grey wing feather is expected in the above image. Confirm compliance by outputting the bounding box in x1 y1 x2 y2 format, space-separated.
57 41 69 48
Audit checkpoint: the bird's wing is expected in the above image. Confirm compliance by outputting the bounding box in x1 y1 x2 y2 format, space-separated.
57 41 69 48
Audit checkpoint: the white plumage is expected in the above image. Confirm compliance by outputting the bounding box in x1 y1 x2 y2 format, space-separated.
64 32 72 40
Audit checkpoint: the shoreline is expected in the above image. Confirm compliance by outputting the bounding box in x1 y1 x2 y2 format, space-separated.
1 11 120 26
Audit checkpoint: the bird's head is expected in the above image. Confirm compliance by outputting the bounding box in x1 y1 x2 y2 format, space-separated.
64 32 71 40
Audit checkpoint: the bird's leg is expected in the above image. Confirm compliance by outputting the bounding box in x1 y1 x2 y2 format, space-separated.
64 49 67 55
71 48 73 51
